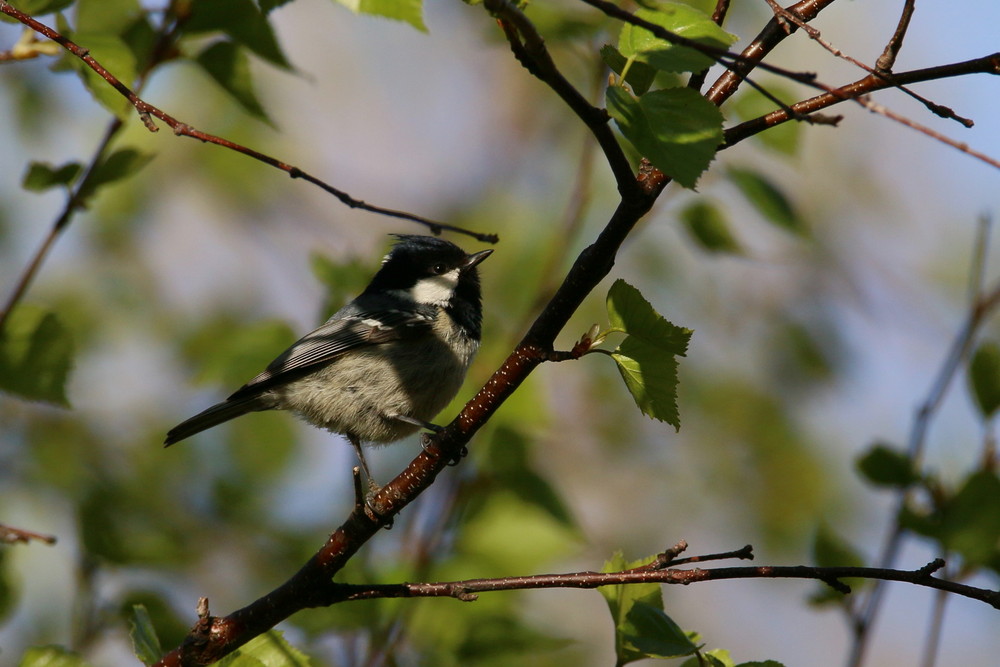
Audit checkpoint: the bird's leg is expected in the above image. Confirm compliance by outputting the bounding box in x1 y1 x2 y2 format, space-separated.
392 414 444 433
347 435 380 494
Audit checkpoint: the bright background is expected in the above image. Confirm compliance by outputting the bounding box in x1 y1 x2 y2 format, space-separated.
1 1 998 665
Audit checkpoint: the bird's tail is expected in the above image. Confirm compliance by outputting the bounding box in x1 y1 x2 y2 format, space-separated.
164 397 268 447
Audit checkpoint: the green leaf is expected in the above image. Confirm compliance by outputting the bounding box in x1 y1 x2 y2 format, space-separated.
78 147 154 203
60 33 138 118
196 41 274 125
600 44 657 96
625 602 698 659
619 4 737 73
599 552 674 666
679 200 741 253
184 318 296 388
680 649 734 667
607 279 692 353
217 630 312 666
611 338 682 427
606 279 691 428
606 85 723 189
0 304 74 406
18 645 92 667
729 84 801 155
727 167 805 235
129 605 163 666
75 0 141 35
186 0 291 69
333 0 427 32
22 161 83 192
856 443 919 488
969 341 1000 419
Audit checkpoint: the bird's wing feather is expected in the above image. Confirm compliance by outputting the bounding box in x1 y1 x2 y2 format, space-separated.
228 307 435 400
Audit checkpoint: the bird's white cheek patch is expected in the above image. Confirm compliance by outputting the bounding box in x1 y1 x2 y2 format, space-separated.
411 270 460 305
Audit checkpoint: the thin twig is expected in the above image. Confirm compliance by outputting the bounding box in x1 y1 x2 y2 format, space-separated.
0 2 495 244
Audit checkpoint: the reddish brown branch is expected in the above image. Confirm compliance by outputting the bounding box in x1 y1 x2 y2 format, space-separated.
0 523 57 545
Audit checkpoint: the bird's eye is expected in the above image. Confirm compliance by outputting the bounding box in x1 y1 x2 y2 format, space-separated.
432 263 447 275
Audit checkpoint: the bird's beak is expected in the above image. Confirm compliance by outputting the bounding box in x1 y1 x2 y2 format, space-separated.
462 248 493 270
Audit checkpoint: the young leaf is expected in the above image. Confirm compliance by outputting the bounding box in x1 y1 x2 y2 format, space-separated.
599 552 673 665
60 33 138 118
334 0 427 32
611 337 682 427
22 161 83 192
606 279 692 429
680 649 734 667
129 604 163 666
217 629 312 666
196 41 274 125
679 200 742 253
0 304 74 406
607 279 692 354
606 85 723 189
856 442 919 488
600 44 657 96
968 340 1000 419
618 4 737 74
727 167 805 235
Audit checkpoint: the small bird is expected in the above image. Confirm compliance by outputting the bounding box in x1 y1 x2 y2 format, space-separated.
164 234 492 488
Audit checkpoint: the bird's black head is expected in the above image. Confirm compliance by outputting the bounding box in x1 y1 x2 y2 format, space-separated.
366 235 492 338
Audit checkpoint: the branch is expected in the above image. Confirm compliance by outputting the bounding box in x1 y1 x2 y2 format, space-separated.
0 523 57 545
0 2 495 244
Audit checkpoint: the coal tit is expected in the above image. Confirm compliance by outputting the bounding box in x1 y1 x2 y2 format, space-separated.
164 234 492 487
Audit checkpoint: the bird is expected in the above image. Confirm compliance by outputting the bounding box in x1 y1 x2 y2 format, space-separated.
164 234 492 489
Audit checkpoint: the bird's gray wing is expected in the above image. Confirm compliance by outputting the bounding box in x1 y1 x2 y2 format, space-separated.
227 307 434 400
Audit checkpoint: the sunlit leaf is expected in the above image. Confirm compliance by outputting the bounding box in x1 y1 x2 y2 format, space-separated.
606 85 723 189
18 645 92 667
618 3 737 73
333 0 426 32
0 304 74 406
59 33 137 118
217 630 311 666
606 279 692 354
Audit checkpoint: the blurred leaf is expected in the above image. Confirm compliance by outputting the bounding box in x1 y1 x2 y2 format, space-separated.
729 83 801 155
333 0 426 32
309 252 371 321
0 304 74 406
78 147 155 203
22 161 82 192
18 646 92 667
482 426 576 529
856 442 919 488
121 592 190 656
809 522 866 604
0 549 17 623
727 167 805 235
259 0 295 13
601 44 657 96
679 200 742 253
5 0 76 15
968 340 1000 419
59 33 137 117
129 605 162 666
680 649 733 667
75 0 141 35
183 318 295 388
186 0 291 69
901 470 1000 570
618 3 737 73
196 41 274 125
606 279 692 427
217 630 311 666
606 85 723 189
